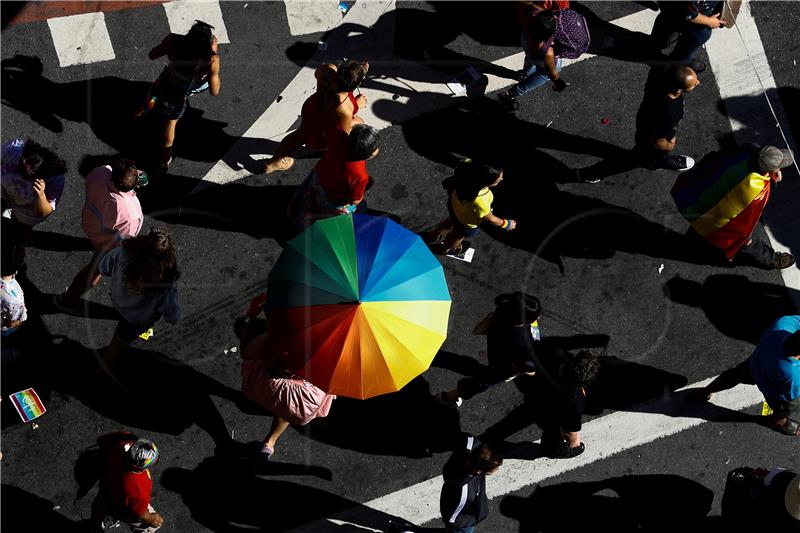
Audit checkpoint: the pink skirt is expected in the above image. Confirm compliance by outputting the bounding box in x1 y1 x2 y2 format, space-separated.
241 359 335 426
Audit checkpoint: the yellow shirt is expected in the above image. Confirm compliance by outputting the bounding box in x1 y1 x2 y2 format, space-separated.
451 188 493 228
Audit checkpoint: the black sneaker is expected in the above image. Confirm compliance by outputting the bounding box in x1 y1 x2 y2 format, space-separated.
497 90 519 111
659 155 695 171
773 252 796 269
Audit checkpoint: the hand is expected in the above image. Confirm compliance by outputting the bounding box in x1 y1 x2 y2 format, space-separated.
362 58 369 74
247 293 267 318
355 94 367 108
552 77 567 92
150 514 165 528
507 219 517 230
336 205 352 215
707 13 726 29
32 178 46 197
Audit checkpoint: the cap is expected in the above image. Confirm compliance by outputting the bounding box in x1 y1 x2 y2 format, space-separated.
757 146 794 174
125 439 159 470
787 473 800 520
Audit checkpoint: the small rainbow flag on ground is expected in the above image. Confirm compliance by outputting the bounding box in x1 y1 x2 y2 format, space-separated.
9 388 46 423
671 147 771 260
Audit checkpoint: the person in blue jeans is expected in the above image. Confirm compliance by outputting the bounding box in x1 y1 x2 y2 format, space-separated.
498 10 566 110
650 1 726 73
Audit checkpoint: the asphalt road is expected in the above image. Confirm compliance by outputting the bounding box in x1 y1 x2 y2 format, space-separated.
1 2 798 532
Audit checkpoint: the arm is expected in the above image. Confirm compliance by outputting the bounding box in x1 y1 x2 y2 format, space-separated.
32 179 54 217
148 34 175 60
240 294 267 350
689 12 725 29
137 510 164 528
331 101 355 134
208 39 221 96
483 212 517 230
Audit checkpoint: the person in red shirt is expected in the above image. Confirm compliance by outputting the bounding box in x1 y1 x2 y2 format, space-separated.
287 123 380 232
91 432 164 532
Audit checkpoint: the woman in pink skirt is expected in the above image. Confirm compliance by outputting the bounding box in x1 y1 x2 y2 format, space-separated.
239 294 335 464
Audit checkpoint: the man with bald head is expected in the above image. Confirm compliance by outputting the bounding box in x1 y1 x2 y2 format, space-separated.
574 65 700 183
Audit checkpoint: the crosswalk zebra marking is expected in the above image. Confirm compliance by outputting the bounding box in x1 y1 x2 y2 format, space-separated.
163 0 230 44
47 12 116 67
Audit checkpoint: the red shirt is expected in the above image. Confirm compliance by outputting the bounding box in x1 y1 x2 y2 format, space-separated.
99 433 152 521
316 128 369 206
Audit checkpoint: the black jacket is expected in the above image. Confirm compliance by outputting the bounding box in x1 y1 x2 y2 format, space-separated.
440 435 489 529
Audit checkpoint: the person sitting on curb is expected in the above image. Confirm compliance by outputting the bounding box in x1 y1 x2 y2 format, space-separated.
434 292 541 408
691 315 800 436
440 434 503 533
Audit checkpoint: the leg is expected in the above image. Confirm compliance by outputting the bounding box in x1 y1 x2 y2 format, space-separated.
264 129 304 174
696 358 754 399
735 221 777 268
61 249 105 304
160 118 179 168
130 505 162 533
264 416 291 451
423 218 454 245
513 58 562 97
670 24 712 63
93 321 143 379
650 11 679 52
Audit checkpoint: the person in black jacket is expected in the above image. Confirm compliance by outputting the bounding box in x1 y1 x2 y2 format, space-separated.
440 435 503 533
434 292 541 408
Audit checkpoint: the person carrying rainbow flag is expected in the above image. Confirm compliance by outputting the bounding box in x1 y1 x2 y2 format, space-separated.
671 144 795 269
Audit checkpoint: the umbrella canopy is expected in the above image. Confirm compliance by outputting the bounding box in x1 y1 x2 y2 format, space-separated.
266 214 451 399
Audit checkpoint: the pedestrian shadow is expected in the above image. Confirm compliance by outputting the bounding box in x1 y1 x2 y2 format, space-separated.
664 274 799 344
479 352 688 445
1 485 84 532
0 55 274 172
160 455 398 532
499 474 719 532
305 375 463 458
572 2 667 66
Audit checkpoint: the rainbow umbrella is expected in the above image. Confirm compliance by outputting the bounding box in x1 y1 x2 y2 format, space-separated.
266 214 451 399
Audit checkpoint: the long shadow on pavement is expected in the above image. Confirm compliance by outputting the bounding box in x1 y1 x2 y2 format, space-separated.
500 474 721 533
1 485 84 532
161 455 398 533
664 274 799 345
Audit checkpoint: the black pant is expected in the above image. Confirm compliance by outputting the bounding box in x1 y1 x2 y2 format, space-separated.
456 365 515 400
735 221 776 268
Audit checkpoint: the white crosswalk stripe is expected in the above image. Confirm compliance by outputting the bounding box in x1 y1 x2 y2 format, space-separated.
47 12 115 68
284 0 347 36
163 0 230 44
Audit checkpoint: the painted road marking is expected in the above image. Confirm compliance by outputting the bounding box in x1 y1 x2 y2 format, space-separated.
195 6 659 189
163 0 230 44
284 0 345 36
705 0 799 294
47 12 115 68
289 378 763 531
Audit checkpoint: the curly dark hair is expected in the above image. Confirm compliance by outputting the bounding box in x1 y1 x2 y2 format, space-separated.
564 350 601 389
122 228 179 293
20 139 66 179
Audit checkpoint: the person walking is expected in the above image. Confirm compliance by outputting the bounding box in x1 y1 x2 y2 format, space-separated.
263 63 339 174
238 293 335 465
91 431 164 533
435 292 541 408
651 1 726 73
1 138 66 255
54 159 145 312
1 240 27 339
95 228 180 377
528 347 600 458
425 159 517 257
574 64 700 183
497 7 589 111
721 466 800 530
137 20 221 171
287 123 380 232
692 315 800 436
671 144 795 269
440 434 503 533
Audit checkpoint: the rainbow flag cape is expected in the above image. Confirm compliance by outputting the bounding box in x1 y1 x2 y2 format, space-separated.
9 388 46 423
671 149 771 260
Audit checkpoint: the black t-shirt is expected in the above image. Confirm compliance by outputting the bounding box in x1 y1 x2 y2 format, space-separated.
635 69 685 145
486 315 538 375
529 346 586 432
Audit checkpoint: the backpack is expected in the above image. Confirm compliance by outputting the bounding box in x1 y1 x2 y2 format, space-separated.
552 9 590 59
